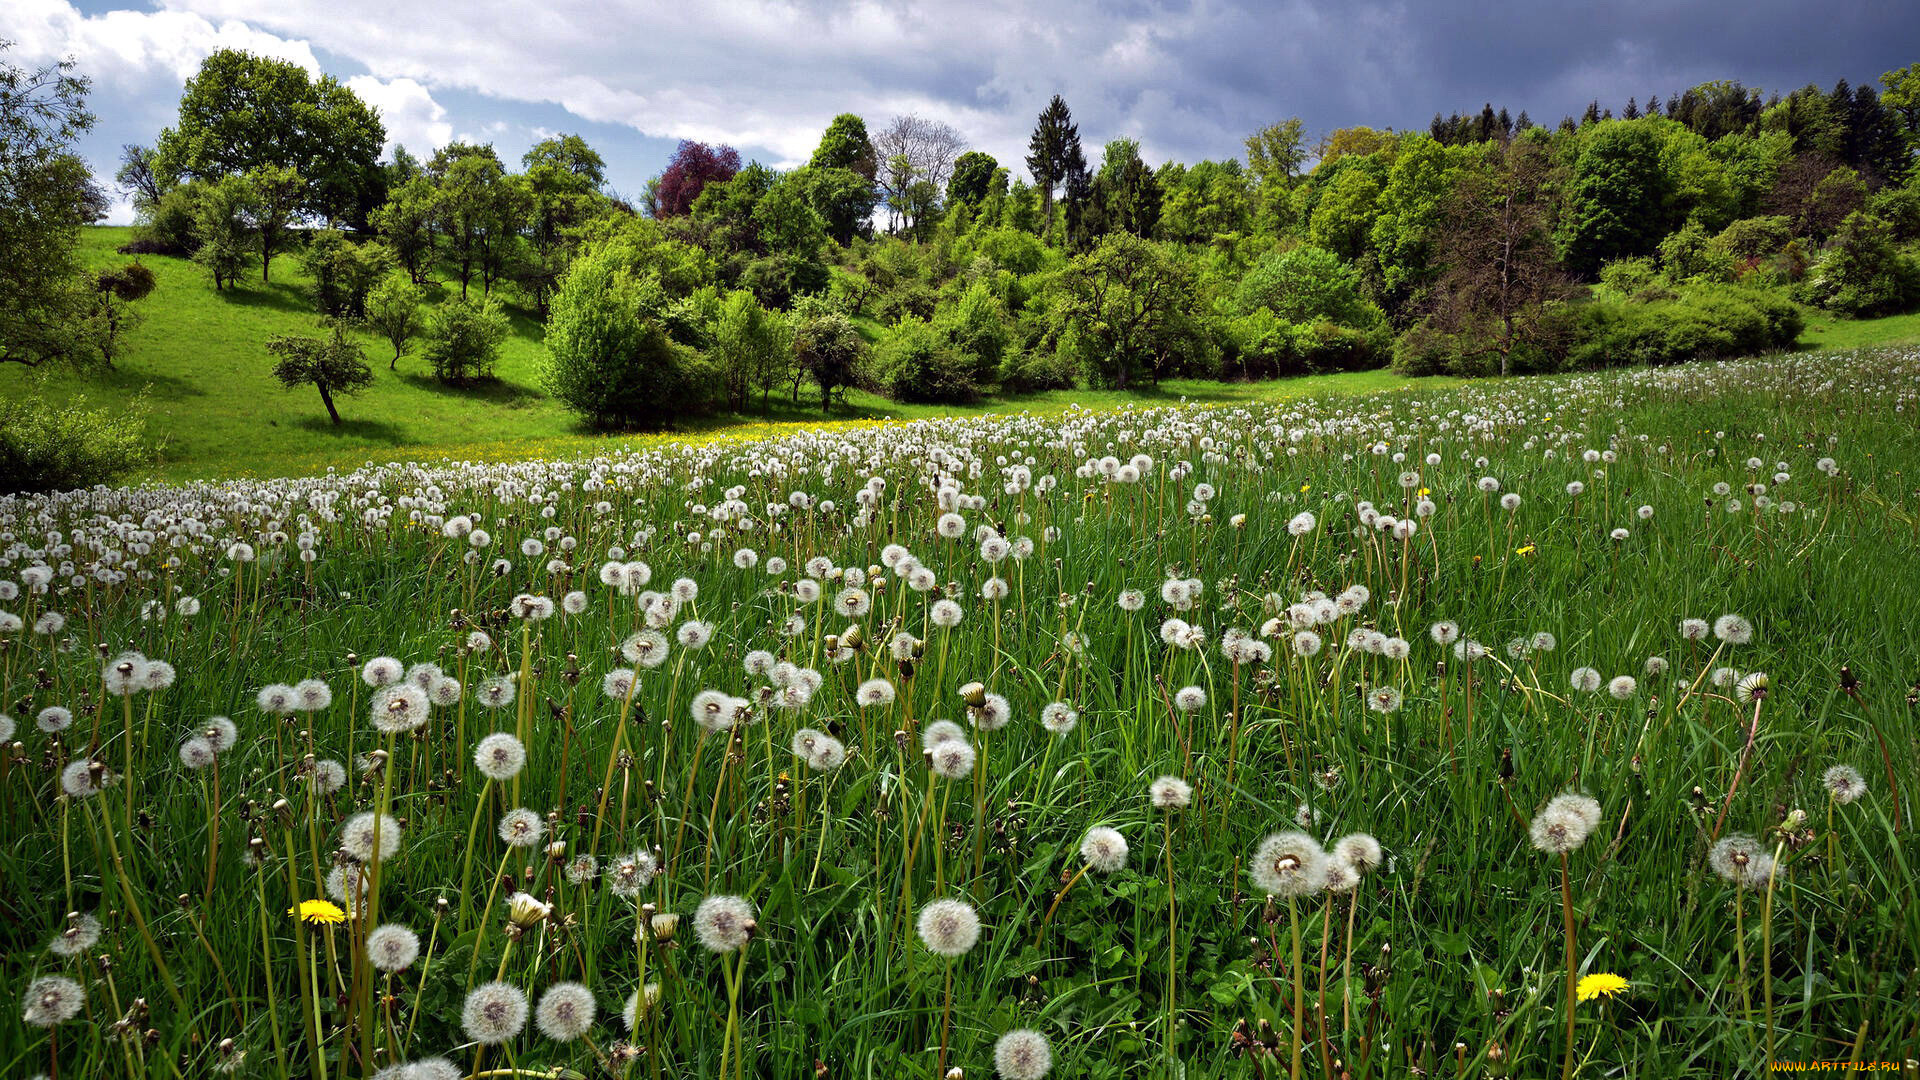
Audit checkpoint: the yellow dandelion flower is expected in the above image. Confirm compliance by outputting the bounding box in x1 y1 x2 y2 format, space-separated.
1576 972 1629 1002
289 899 346 925
1299 484 1311 493
1515 544 1536 556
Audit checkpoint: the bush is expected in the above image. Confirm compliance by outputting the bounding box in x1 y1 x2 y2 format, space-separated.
1710 215 1793 261
545 251 714 429
124 182 204 256
873 317 979 403
423 297 509 384
1565 285 1801 368
0 393 154 494
1229 310 1388 378
940 282 1010 383
1792 212 1920 317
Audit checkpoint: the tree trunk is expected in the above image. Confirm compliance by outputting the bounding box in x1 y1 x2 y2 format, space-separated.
317 383 342 425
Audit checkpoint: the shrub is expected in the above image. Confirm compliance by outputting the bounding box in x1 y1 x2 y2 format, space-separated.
124 182 204 256
545 251 712 429
1565 285 1801 368
1792 212 1920 317
873 316 979 403
940 282 1010 382
423 297 509 384
0 393 154 494
1710 216 1793 261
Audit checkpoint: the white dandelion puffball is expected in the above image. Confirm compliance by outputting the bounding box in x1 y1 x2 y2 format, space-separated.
1529 793 1602 854
1250 831 1329 897
535 982 597 1041
916 898 981 957
694 894 757 952
473 732 528 781
366 924 421 972
1150 775 1193 810
461 982 528 1045
1080 827 1129 873
995 1028 1053 1080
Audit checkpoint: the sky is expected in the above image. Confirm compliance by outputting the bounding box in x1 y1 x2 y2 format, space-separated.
6 0 1919 224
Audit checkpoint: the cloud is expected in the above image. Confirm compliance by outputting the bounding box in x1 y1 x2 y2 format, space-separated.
5 0 319 87
346 75 452 157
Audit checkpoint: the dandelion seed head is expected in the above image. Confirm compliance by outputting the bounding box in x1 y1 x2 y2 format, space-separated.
1708 834 1774 889
693 895 756 952
367 924 421 972
535 982 597 1041
21 975 84 1027
341 812 402 863
1150 775 1192 810
497 808 544 848
461 982 528 1044
1822 764 1866 805
473 733 527 781
1080 827 1129 873
916 898 981 957
1250 832 1329 897
994 1028 1053 1080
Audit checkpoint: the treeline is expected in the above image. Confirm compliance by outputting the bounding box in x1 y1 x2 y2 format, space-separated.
10 43 1920 432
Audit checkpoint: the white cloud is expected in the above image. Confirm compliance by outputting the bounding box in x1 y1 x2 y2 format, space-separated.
345 75 452 156
4 0 319 87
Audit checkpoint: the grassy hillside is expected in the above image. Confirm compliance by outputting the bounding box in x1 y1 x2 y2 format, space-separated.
6 227 1917 483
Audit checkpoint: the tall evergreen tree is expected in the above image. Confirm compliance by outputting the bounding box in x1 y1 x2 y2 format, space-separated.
1025 95 1087 228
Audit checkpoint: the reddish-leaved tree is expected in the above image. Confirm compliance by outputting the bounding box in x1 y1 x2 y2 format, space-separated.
651 140 742 217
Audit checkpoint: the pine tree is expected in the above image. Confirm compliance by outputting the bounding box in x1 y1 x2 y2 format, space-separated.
1623 97 1640 120
1025 95 1087 228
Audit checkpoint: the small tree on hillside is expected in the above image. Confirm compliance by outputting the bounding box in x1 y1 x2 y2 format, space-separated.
93 262 156 367
793 304 867 411
193 174 253 291
423 297 509 384
364 272 424 370
268 322 374 425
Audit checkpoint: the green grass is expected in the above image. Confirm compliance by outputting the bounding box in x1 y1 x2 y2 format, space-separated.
1 349 1916 1078
1798 308 1920 351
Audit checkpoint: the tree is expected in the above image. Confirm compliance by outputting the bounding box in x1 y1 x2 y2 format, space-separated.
1796 211 1920 316
115 143 165 209
0 43 105 369
1245 118 1308 188
799 164 876 247
522 133 606 188
1050 233 1197 389
1232 246 1382 327
364 272 423 369
1419 137 1573 376
431 144 514 299
1313 127 1397 168
92 263 156 367
713 290 794 412
268 322 375 425
423 297 509 383
651 141 741 217
1026 95 1087 228
793 303 866 411
245 164 304 282
154 49 384 224
192 174 254 291
1086 139 1161 240
371 175 439 283
947 151 1002 207
875 115 966 233
1882 62 1920 153
519 135 609 315
545 244 707 428
811 113 878 179
301 230 393 319
1557 121 1673 276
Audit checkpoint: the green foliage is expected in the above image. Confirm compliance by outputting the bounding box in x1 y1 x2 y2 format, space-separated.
422 296 509 384
0 45 103 370
947 151 1002 207
872 315 979 403
792 300 869 411
1558 120 1676 275
153 48 384 224
1232 246 1383 328
1709 215 1793 261
127 180 204 256
544 245 710 428
1793 211 1920 317
0 390 153 493
1656 220 1736 284
712 289 794 412
266 322 375 425
190 174 253 291
301 230 394 320
1050 233 1206 389
1566 285 1802 367
364 271 424 369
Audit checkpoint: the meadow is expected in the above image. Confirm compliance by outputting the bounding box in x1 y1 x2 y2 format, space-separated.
2 346 1918 1079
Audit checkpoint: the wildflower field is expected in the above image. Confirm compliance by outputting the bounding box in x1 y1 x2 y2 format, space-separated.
3 348 1919 1080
